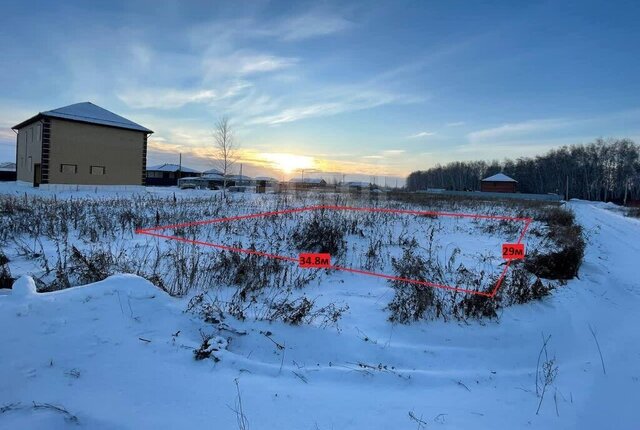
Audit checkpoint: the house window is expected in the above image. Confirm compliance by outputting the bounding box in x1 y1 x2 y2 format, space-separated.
60 164 77 174
27 156 32 172
147 171 163 178
90 166 105 175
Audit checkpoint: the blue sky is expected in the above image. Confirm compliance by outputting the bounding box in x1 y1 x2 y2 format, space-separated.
1 0 639 182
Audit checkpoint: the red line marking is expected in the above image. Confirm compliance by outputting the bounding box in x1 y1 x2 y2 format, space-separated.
138 206 317 233
139 230 299 263
136 205 532 297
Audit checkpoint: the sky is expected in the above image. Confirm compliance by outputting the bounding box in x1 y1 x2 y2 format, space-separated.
1 0 639 183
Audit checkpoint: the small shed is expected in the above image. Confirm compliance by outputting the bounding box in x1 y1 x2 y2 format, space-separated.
254 176 278 193
481 173 517 193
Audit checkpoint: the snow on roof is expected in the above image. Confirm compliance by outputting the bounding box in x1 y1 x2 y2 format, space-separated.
0 162 16 172
202 168 223 175
227 174 253 180
13 102 153 133
254 176 278 182
344 181 371 187
146 163 200 173
482 173 517 182
289 177 325 183
201 173 224 179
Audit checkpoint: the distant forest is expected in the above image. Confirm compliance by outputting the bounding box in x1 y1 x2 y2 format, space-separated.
406 138 640 203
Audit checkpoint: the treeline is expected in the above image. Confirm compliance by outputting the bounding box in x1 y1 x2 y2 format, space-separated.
406 138 640 203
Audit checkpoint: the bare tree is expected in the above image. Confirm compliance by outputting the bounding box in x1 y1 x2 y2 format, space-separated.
213 117 238 197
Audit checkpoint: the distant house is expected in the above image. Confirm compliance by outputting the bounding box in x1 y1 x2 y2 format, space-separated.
226 174 253 186
12 102 153 187
146 163 201 186
177 173 255 190
0 162 16 182
481 173 517 193
342 181 373 190
254 176 279 184
289 177 327 189
178 173 224 190
202 168 223 176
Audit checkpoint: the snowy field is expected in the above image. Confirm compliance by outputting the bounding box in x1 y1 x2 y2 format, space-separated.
0 184 638 429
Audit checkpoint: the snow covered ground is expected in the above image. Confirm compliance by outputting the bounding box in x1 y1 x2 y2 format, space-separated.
1 194 639 429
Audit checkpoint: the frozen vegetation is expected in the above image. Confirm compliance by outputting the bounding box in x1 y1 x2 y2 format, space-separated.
0 183 636 429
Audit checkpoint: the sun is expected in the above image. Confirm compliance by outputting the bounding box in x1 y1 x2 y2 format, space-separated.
260 153 315 174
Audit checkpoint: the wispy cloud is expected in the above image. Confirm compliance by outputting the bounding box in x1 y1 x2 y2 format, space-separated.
274 10 352 41
249 88 420 125
117 89 218 109
445 121 465 127
190 9 352 44
249 103 343 125
202 53 298 77
361 149 406 160
467 110 640 146
451 136 597 160
407 131 435 138
467 118 572 143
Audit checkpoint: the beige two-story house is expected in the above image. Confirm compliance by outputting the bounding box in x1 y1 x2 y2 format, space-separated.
12 102 153 187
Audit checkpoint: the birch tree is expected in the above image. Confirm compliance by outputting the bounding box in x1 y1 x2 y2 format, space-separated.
213 117 238 197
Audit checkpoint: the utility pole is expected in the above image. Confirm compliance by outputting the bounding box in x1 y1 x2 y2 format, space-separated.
178 153 182 176
239 163 243 186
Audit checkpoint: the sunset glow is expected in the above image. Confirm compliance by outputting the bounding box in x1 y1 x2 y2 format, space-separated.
260 153 315 174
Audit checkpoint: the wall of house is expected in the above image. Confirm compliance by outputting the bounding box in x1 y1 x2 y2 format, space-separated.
145 170 201 186
15 121 43 183
47 119 146 185
480 181 517 193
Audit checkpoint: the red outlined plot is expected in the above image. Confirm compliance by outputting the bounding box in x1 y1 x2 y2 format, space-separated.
135 205 532 298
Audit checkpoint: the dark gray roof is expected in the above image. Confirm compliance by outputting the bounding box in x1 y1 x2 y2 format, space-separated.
147 163 200 173
13 102 153 133
289 177 325 184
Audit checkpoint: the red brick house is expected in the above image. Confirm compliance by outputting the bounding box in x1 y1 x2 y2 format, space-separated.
480 173 517 193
